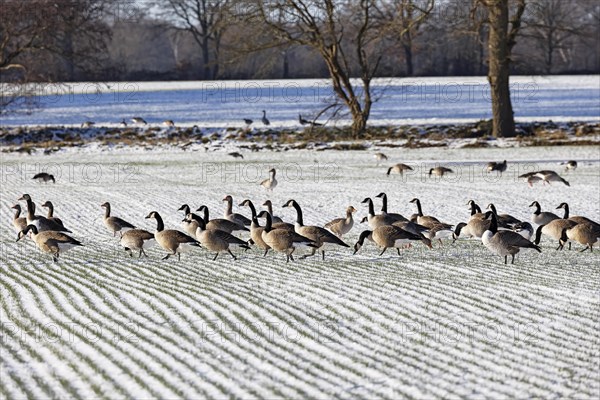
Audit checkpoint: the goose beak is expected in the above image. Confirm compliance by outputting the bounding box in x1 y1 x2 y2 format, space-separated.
144 214 152 219
238 202 245 207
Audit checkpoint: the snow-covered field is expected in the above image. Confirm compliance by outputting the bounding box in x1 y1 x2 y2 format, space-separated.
1 144 599 398
2 75 599 127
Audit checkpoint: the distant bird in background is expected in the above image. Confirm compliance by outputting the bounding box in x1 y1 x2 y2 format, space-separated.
486 160 507 175
299 114 323 126
387 163 413 176
563 160 577 172
119 119 128 127
163 120 175 127
81 121 95 128
374 152 388 165
260 168 278 191
243 118 253 126
33 173 55 183
535 170 570 186
131 117 147 125
429 166 453 177
228 152 244 159
261 110 270 126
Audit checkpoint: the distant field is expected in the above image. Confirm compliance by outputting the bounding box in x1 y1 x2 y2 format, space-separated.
2 75 599 127
1 144 599 398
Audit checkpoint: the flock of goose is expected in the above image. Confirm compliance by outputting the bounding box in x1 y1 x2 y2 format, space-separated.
11 185 599 265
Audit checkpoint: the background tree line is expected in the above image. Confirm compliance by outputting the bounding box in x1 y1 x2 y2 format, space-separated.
2 0 597 82
1 0 598 137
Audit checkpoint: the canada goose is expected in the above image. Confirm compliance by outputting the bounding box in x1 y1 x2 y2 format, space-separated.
564 160 577 172
561 223 599 252
529 201 559 225
40 201 65 227
185 214 250 260
81 121 95 128
556 202 600 228
535 170 569 186
362 197 397 229
100 202 135 237
519 172 543 187
131 117 147 125
512 222 534 240
243 118 253 126
18 195 70 233
426 223 455 246
17 225 83 262
163 120 175 127
261 200 285 224
375 193 408 222
486 203 521 228
467 200 485 220
228 152 244 159
386 163 413 176
178 204 202 237
299 114 322 126
145 211 200 260
409 198 452 229
223 195 251 227
534 216 578 250
239 199 270 255
353 226 432 256
261 110 270 126
119 119 128 127
11 204 27 233
486 160 507 174
259 211 316 263
453 218 491 241
428 167 453 177
374 152 388 165
196 205 249 233
481 212 541 264
324 206 356 238
32 173 55 183
120 229 155 258
282 199 350 260
260 168 278 191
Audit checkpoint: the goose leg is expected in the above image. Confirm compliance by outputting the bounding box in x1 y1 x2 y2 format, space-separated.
568 242 571 250
162 254 170 260
438 239 443 247
580 246 589 253
177 253 181 261
213 253 219 261
397 248 401 256
504 255 507 264
263 249 269 257
141 248 148 258
379 247 387 256
321 250 325 260
228 249 236 260
511 254 515 264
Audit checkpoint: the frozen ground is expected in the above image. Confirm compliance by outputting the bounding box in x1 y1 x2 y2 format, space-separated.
1 75 599 127
0 144 599 398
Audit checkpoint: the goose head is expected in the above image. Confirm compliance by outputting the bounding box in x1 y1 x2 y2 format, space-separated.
41 201 52 208
556 202 568 210
528 201 539 208
239 199 252 207
100 202 110 209
409 198 419 204
262 200 273 208
361 198 371 205
375 193 386 199
360 216 368 223
347 206 357 214
353 230 373 255
11 204 21 211
282 199 296 208
18 194 31 201
145 211 159 220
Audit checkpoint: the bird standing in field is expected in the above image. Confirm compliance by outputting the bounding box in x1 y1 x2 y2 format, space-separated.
260 168 278 191
481 212 541 264
486 160 507 175
374 152 388 165
101 202 135 237
261 110 270 126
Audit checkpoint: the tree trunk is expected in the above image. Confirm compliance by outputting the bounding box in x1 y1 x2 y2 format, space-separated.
201 37 211 80
487 0 515 138
282 50 289 79
403 42 413 76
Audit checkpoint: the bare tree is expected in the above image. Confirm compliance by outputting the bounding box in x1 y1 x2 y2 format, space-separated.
156 0 231 79
473 0 526 138
250 0 433 136
385 0 435 76
521 0 587 74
